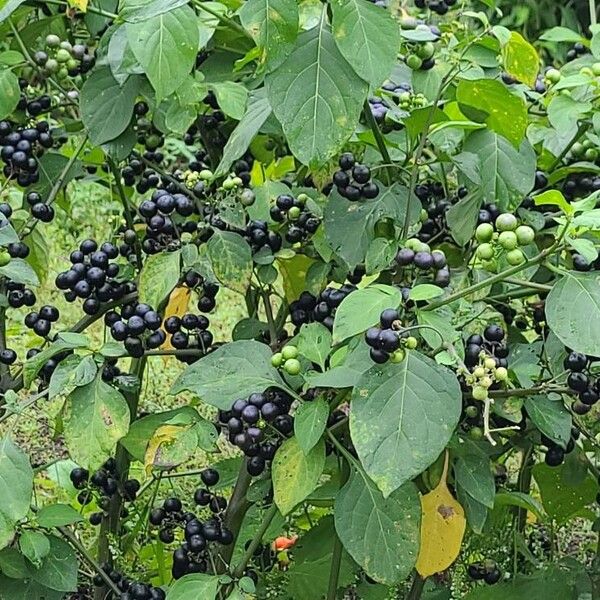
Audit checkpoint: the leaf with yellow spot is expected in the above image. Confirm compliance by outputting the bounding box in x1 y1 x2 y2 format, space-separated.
278 253 316 302
502 31 539 88
144 424 197 476
415 453 466 577
68 0 88 11
161 286 191 351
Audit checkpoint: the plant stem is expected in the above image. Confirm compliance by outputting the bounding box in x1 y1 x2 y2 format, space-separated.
191 0 253 40
34 0 118 18
548 122 590 172
261 288 278 348
591 0 598 27
503 278 552 293
363 100 392 184
516 445 533 532
326 458 349 600
407 573 426 600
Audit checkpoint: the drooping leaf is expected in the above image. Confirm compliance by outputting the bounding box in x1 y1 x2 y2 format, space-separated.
454 452 495 509
0 258 39 287
138 249 181 310
350 351 461 496
171 340 285 410
0 68 20 119
294 397 329 455
502 31 539 87
207 231 252 294
29 536 77 592
524 396 571 449
209 81 248 120
335 467 420 584
272 437 325 514
296 322 332 371
165 573 220 599
36 504 84 528
266 8 368 166
19 531 50 568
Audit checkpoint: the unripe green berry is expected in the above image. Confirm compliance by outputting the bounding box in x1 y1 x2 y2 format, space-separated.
56 48 71 63
288 206 301 220
495 213 518 232
390 348 406 363
417 42 435 60
469 427 484 440
199 169 213 181
240 189 255 206
45 34 61 48
498 231 518 251
585 148 598 161
465 405 479 418
495 366 508 381
506 248 526 265
477 243 494 260
406 54 423 70
472 385 488 401
475 223 494 243
515 225 535 246
282 345 298 360
405 336 418 350
545 68 561 83
0 251 10 267
271 352 283 367
593 62 600 76
484 357 496 370
473 366 485 378
283 358 301 376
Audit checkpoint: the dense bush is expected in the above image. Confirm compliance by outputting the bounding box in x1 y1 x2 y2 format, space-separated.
1 0 600 599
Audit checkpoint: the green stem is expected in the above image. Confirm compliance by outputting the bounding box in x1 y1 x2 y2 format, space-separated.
261 288 278 348
548 122 590 172
191 0 253 40
503 277 552 293
516 445 533 532
326 459 349 600
407 573 426 600
363 100 392 184
591 0 598 27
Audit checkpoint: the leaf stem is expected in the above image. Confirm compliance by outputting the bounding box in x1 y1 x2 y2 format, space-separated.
548 122 590 172
591 0 598 27
407 573 426 600
191 0 253 40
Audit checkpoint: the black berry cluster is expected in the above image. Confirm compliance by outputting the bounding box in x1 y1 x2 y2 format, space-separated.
464 326 509 371
55 239 132 315
33 35 94 80
7 280 36 308
415 182 467 243
364 309 414 364
164 312 214 363
24 190 55 222
26 347 72 387
541 430 576 467
218 388 294 476
367 81 413 126
183 269 220 313
24 304 59 339
269 193 320 244
245 219 282 254
395 242 450 287
467 560 502 585
414 0 456 14
566 41 588 62
93 567 165 600
564 351 600 416
106 301 165 358
0 119 53 187
289 285 357 332
333 153 379 201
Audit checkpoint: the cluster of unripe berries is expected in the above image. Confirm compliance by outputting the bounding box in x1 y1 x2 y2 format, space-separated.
395 239 450 287
218 388 294 476
271 345 301 375
467 560 502 585
70 460 140 525
269 193 320 244
33 34 94 81
163 312 214 362
0 119 53 186
475 213 535 271
367 82 427 129
106 301 164 358
564 351 600 415
92 567 165 600
289 285 357 332
364 309 416 364
403 39 437 71
55 239 130 315
333 153 379 201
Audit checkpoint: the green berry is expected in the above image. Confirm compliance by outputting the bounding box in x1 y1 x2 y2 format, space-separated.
473 366 485 378
240 189 255 206
484 357 496 370
465 405 479 419
283 358 301 376
282 345 298 360
495 213 518 232
271 352 283 367
0 251 10 267
498 231 518 251
417 42 435 60
297 193 309 205
390 348 406 363
405 336 418 350
56 48 71 64
515 225 535 246
580 67 594 77
495 366 508 381
477 243 494 260
59 40 72 52
45 34 61 48
44 58 59 74
199 169 213 181
545 68 561 83
472 385 488 401
469 427 484 441
406 54 423 70
506 248 526 266
593 63 600 76
288 206 301 220
585 148 598 161
571 142 585 157
481 259 497 272
475 223 494 243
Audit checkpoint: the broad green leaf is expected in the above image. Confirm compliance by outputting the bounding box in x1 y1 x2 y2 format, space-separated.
494 491 545 521
532 462 598 524
524 396 571 449
272 437 325 514
107 24 143 84
0 68 20 120
127 5 199 102
333 284 402 344
24 227 49 286
365 237 397 273
19 531 50 568
207 231 252 294
145 423 199 475
547 95 591 137
454 452 495 509
81 66 140 145
306 339 372 389
36 504 84 528
216 90 272 176
0 547 27 579
533 189 572 215
296 322 332 370
502 31 539 87
29 536 77 592
456 78 527 146
457 485 488 534
138 249 181 310
120 0 188 21
0 258 39 287
209 81 248 120
0 0 26 21
294 397 329 455
239 0 299 71
409 284 444 301
335 468 420 584
463 130 536 209
539 27 583 42
171 340 285 410
266 9 368 166
49 354 97 400
33 152 85 201
0 577 64 600
546 272 600 357
0 215 18 246
63 374 130 470
330 0 400 86
350 351 462 496
198 2 226 48
165 573 220 599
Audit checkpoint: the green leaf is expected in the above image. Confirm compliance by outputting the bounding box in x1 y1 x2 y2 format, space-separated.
350 351 461 497
0 215 18 246
0 68 20 120
0 439 32 549
494 491 545 521
335 467 420 585
19 531 50 568
539 26 583 42
36 504 84 528
239 0 298 71
457 486 488 534
333 284 402 344
502 31 539 87
209 82 248 120
454 452 495 509
127 5 199 102
266 9 368 166
215 89 272 177
409 284 444 301
24 227 49 286
294 397 329 455
365 237 397 273
456 78 527 146
81 66 140 145
207 231 252 294
546 272 600 357
30 536 77 592
138 249 181 309
0 258 39 287
171 340 285 410
0 0 26 21
533 189 573 215
547 95 591 137
63 373 130 470
120 0 188 21
272 437 325 514
32 152 84 201
0 547 28 579
49 355 97 400
0 576 64 600
197 2 226 47
306 339 372 389
296 322 332 371
524 396 571 449
532 462 598 524
165 573 220 599
330 0 400 86
463 130 536 209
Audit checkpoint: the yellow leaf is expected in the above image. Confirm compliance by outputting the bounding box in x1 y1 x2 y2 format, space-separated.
415 453 466 577
68 0 88 11
161 286 191 351
144 424 185 476
278 254 316 302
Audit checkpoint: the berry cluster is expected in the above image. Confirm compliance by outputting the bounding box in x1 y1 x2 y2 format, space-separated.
106 301 164 358
24 304 59 339
269 193 320 244
289 285 357 332
364 309 415 364
55 239 131 315
333 153 379 201
93 567 165 600
0 119 53 186
7 280 36 308
414 0 456 13
541 430 576 467
415 182 467 243
464 326 509 371
245 219 282 254
475 213 535 270
121 154 150 189
395 240 450 287
218 388 294 476
24 190 55 222
26 347 71 388
33 35 94 81
183 269 220 313
467 560 502 585
566 41 589 62
271 344 301 375
564 351 600 415
403 38 437 71
164 312 214 363
367 81 412 124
